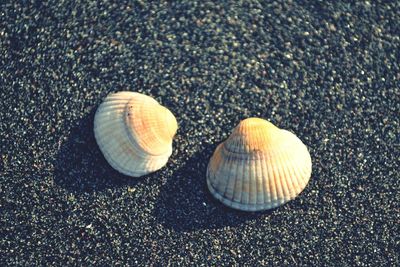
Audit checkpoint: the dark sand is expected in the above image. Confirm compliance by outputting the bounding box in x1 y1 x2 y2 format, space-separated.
1 1 399 265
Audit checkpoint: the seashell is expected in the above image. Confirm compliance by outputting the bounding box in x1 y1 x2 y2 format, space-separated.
206 118 312 211
94 91 178 177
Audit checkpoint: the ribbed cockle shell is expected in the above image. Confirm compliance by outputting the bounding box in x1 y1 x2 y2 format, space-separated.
94 91 178 177
207 118 312 211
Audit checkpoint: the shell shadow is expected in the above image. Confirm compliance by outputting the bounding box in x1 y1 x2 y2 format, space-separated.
53 107 139 194
152 143 275 232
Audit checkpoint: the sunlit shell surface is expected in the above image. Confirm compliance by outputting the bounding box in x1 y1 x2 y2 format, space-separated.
206 118 312 211
94 91 178 177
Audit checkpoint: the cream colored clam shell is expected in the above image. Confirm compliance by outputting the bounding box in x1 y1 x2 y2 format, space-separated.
207 118 312 211
94 91 178 177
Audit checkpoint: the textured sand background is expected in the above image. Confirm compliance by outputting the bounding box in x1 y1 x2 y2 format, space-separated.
1 1 399 266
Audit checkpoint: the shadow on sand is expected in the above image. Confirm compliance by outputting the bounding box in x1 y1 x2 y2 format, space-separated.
53 107 140 194
152 143 274 232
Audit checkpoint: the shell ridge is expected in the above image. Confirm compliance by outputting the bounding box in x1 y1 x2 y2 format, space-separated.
232 145 244 203
221 147 239 199
266 138 278 208
259 153 269 207
223 150 239 200
245 119 257 205
286 143 307 196
241 156 250 205
248 153 257 206
277 142 294 201
289 142 310 190
284 150 301 199
277 136 294 203
250 131 262 206
273 145 285 206
266 149 277 206
238 130 248 205
298 148 312 190
256 152 264 205
255 126 266 206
